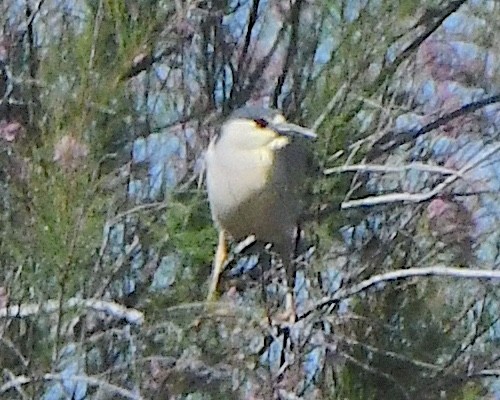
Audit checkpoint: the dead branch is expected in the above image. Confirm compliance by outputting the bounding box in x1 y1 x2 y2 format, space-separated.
302 266 500 320
324 162 460 177
0 298 144 325
342 142 500 209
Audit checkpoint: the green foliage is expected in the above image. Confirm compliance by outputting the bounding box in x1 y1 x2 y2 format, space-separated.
454 383 484 400
335 368 375 400
163 193 216 268
145 190 216 313
342 282 465 399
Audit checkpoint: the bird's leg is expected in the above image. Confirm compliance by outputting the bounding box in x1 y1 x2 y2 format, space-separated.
283 225 305 323
207 229 227 301
274 237 297 324
260 246 273 324
283 259 297 323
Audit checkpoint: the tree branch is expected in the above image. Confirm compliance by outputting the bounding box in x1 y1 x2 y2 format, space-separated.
391 1 468 73
301 266 500 320
235 0 261 83
272 0 304 106
229 7 290 109
0 373 143 399
325 162 461 177
343 0 468 123
0 298 144 325
342 142 500 209
367 0 468 97
368 93 500 160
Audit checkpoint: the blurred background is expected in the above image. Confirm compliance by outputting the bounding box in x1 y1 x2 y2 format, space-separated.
0 0 498 399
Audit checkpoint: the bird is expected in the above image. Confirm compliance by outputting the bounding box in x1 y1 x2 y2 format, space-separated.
205 106 317 319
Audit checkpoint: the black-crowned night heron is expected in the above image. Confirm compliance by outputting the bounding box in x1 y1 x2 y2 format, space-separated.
205 106 316 317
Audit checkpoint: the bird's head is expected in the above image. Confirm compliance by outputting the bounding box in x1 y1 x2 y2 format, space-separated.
218 106 316 151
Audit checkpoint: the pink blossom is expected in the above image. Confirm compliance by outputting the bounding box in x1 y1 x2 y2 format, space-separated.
53 135 89 172
0 120 24 142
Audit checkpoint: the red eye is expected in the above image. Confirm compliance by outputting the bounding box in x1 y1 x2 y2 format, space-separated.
254 118 268 128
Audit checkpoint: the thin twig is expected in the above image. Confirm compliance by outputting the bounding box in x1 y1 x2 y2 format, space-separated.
471 369 500 377
0 373 143 399
94 235 141 298
108 201 168 226
312 83 348 132
336 334 442 372
88 0 104 72
324 162 461 177
339 352 410 400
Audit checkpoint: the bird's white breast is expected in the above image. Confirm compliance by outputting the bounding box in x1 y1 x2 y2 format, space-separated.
206 138 273 223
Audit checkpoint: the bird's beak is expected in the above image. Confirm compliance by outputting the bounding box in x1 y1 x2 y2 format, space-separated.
270 122 317 139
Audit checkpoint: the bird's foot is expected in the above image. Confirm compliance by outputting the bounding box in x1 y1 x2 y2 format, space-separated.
272 292 297 326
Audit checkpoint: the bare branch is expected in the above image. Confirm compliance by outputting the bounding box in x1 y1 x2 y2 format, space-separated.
0 337 29 367
272 0 304 106
312 83 348 131
108 201 168 226
390 1 468 73
302 266 500 320
0 298 144 325
88 0 104 73
18 0 46 43
471 369 500 377
236 0 261 80
366 0 468 99
230 9 290 108
118 45 177 82
325 162 461 177
342 0 469 124
0 373 143 399
368 93 500 160
342 142 500 209
1 370 29 400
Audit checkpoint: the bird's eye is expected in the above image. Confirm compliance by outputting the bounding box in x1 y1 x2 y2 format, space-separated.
254 118 268 128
